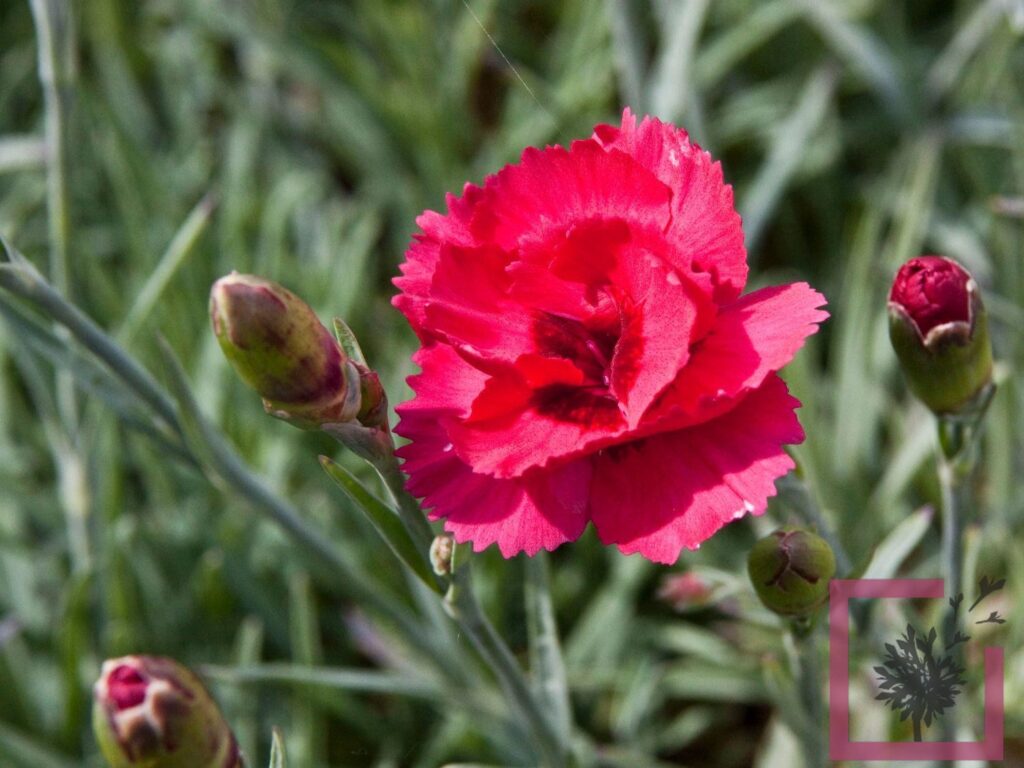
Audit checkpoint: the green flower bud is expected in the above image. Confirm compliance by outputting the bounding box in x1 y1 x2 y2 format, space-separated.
747 528 836 617
93 656 242 768
210 273 363 428
888 256 993 415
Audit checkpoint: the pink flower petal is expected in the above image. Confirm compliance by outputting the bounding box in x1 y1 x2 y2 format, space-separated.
609 240 716 425
394 184 488 338
644 282 828 431
594 109 747 303
446 373 627 479
396 374 591 556
590 375 804 564
470 140 672 251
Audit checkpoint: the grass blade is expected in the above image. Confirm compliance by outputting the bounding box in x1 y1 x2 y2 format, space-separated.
204 663 441 699
605 0 647 110
0 722 78 768
740 66 836 254
524 552 572 753
118 191 217 344
0 135 46 173
797 0 905 116
863 506 935 579
648 0 710 123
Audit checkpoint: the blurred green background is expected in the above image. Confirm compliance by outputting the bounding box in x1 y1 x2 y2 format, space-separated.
0 0 1022 765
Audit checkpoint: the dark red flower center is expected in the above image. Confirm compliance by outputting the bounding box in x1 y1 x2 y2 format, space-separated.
528 305 627 427
890 256 970 336
107 665 148 711
532 312 617 387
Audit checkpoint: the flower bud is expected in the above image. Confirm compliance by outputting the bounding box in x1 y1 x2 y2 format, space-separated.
888 256 993 414
210 273 364 427
657 572 712 611
747 528 835 617
429 534 455 576
93 656 241 768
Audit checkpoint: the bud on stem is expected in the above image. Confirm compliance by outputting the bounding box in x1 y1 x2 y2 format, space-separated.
93 656 241 768
888 256 993 415
210 273 385 431
747 528 835 618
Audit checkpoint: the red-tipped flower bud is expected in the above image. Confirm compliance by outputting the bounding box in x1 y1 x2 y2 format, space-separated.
888 256 993 414
747 528 836 617
210 273 365 427
93 656 241 768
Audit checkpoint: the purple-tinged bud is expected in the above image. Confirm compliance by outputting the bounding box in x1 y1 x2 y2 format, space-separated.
657 572 712 612
747 528 835 617
888 256 993 415
210 273 367 428
93 656 241 768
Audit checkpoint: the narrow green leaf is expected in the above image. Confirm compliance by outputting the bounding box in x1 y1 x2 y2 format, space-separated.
0 721 78 768
204 664 441 699
524 553 572 753
0 238 182 434
332 317 368 366
288 571 323 767
230 617 264 763
319 455 441 593
696 0 801 88
269 727 288 768
926 0 1005 100
863 506 934 579
604 0 647 111
648 0 710 123
0 135 46 173
797 0 905 115
740 66 836 253
118 191 217 344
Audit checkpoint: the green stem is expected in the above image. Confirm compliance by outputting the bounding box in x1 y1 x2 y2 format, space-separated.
793 624 825 768
938 455 962 617
373 437 563 765
375 450 436 554
936 415 972 748
0 255 182 436
447 563 565 768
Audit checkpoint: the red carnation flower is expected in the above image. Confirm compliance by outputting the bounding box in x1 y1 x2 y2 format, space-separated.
393 110 827 564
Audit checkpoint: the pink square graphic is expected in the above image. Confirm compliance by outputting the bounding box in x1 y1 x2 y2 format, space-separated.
829 579 1004 761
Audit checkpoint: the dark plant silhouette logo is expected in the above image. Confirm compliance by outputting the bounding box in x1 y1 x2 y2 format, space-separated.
874 576 1006 742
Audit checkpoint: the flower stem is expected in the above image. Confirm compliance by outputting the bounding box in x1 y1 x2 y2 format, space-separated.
446 562 565 768
937 415 971 747
793 623 826 768
374 439 564 765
